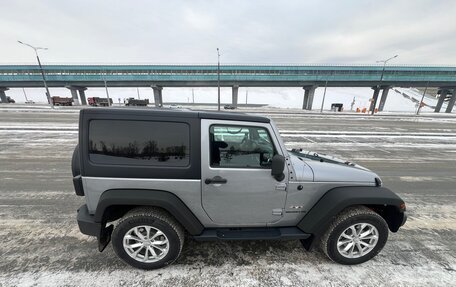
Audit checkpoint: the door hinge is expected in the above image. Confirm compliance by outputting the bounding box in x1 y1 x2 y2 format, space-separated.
275 183 287 191
272 208 283 216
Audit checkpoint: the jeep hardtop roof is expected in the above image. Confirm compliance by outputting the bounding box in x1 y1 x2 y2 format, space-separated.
81 107 270 123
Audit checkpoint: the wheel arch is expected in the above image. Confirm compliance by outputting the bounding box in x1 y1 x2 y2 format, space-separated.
298 186 406 249
94 189 204 236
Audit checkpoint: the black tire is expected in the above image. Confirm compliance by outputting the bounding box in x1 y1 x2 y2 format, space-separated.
320 206 388 265
111 207 185 270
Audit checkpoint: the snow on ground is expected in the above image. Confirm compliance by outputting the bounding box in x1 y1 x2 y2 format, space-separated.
4 86 446 113
0 108 455 286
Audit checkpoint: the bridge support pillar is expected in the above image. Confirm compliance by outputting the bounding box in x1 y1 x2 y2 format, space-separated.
0 87 8 103
445 89 456 113
302 86 316 110
435 89 449 112
369 87 381 113
66 86 87 105
378 87 390 112
152 85 163 107
232 85 239 107
69 89 80 105
78 88 87 105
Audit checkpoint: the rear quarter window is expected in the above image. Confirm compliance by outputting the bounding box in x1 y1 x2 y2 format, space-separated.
88 120 190 167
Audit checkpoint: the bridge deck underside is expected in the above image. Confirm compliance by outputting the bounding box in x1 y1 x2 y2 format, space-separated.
0 79 455 88
0 65 455 88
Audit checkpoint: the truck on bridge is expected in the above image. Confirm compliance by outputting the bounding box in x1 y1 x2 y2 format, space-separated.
51 96 73 106
124 97 149 106
0 96 15 103
88 97 112 107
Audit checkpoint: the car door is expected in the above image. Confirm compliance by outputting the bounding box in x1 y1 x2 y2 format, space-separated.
201 119 288 226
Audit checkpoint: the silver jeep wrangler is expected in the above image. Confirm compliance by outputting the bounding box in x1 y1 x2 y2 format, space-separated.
72 108 407 269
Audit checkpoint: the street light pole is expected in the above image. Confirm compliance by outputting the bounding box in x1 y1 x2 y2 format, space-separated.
372 54 398 115
417 81 429 115
217 48 221 111
18 41 53 107
22 88 29 102
104 80 112 106
102 70 112 106
320 80 328 113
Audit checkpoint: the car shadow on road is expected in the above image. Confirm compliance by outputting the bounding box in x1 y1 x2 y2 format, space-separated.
74 237 328 272
176 237 327 267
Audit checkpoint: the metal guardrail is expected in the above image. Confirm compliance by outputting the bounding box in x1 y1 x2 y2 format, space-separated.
0 64 455 87
1 62 456 67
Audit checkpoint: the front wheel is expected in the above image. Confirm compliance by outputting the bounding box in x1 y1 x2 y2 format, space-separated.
111 207 185 270
320 206 389 265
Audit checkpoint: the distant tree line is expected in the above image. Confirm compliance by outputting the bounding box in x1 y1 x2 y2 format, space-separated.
89 140 187 161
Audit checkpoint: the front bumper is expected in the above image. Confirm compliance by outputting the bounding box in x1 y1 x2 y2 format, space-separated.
401 212 408 226
77 204 100 237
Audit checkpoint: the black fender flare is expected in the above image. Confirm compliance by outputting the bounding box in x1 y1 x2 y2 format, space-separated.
94 189 204 235
71 144 80 177
297 186 406 236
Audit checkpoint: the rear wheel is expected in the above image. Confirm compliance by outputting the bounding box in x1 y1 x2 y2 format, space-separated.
320 206 388 265
111 207 185 270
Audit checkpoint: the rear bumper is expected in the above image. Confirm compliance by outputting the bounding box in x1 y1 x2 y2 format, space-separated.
77 205 100 237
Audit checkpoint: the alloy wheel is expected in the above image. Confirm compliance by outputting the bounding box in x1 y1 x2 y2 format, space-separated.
123 225 170 263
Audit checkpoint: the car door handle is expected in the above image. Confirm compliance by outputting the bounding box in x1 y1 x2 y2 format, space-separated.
205 176 227 184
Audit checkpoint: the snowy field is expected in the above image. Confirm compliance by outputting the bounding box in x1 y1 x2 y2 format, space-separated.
4 86 446 113
0 106 455 286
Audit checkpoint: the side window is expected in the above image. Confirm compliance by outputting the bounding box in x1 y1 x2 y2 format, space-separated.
210 125 276 168
89 120 190 167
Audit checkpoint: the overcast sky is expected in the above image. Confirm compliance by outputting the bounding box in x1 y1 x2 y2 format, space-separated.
1 0 455 65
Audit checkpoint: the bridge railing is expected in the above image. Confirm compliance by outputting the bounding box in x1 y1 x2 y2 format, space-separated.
0 65 455 84
1 74 455 83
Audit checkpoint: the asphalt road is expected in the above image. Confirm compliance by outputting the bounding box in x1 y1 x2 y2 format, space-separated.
0 106 455 286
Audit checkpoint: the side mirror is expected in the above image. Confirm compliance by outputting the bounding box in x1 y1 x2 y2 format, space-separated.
271 154 285 181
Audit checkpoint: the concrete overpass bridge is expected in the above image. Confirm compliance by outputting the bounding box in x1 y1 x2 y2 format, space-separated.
0 64 455 112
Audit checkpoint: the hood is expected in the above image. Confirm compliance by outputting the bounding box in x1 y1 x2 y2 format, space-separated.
288 149 380 184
